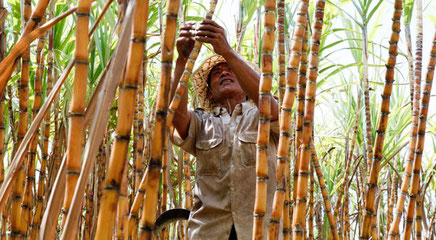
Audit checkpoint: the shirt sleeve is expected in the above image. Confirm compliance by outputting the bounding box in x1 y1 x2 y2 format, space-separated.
169 110 203 156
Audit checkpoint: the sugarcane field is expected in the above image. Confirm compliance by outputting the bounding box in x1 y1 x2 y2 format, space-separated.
1 0 436 238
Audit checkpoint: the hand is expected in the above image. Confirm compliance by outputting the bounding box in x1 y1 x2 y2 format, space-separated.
177 22 195 60
195 19 232 57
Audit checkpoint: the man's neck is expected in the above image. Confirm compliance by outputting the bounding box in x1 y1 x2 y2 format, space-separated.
216 97 246 114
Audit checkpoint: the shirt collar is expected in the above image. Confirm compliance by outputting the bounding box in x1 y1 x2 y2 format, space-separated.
212 101 254 117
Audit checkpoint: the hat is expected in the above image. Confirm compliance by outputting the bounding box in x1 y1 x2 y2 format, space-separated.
192 54 260 111
192 54 226 111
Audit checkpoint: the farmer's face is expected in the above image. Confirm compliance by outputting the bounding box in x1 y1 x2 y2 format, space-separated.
207 63 246 101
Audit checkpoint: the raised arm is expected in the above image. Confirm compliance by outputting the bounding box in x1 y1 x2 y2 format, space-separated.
170 23 195 139
195 19 278 121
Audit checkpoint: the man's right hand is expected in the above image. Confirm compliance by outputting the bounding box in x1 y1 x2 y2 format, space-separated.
177 22 195 60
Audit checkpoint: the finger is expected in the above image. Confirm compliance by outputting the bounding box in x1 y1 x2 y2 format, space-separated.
197 24 222 33
194 36 213 43
195 30 218 38
179 30 194 37
177 37 194 44
180 23 195 30
201 19 223 29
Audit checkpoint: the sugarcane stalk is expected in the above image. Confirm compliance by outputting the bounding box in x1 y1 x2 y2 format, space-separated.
292 0 325 239
9 0 33 235
310 142 339 239
83 180 93 240
277 0 286 114
361 22 373 174
293 23 308 206
115 160 129 239
94 0 150 238
62 0 93 226
183 151 192 210
388 5 424 240
253 0 277 239
415 185 423 239
361 0 402 237
308 162 314 240
404 25 414 108
402 29 436 240
266 1 307 239
137 1 181 239
159 138 170 239
134 65 145 192
30 23 54 239
21 19 47 238
165 0 217 128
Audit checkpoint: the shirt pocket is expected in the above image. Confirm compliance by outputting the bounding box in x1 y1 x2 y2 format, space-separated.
238 131 257 167
195 137 223 175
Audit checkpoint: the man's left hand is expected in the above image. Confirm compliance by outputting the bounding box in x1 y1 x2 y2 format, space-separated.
195 19 232 57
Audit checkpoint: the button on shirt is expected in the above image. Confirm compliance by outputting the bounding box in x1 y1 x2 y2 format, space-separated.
171 101 279 240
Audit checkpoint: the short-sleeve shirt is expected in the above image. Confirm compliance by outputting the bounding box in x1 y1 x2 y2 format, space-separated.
171 101 279 240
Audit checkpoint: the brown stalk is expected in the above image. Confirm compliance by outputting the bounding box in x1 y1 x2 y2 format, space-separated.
361 0 402 237
137 0 181 238
292 0 326 239
267 1 308 238
254 0 278 238
402 29 436 240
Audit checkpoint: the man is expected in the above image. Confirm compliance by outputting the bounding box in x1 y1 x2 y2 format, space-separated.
170 19 279 240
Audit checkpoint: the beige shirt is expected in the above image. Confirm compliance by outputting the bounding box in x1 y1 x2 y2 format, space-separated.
171 101 279 240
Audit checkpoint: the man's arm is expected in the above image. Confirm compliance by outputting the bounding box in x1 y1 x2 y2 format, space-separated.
195 19 279 121
170 23 195 140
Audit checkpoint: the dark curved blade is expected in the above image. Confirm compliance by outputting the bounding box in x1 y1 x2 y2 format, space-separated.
154 208 190 234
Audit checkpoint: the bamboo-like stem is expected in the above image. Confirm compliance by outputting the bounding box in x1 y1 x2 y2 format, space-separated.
308 162 314 240
388 2 424 238
30 23 54 239
137 1 181 239
183 152 192 210
165 0 217 128
404 25 415 107
310 142 339 239
267 1 307 239
159 138 170 239
361 18 373 173
134 65 145 192
361 0 402 238
254 0 277 238
83 179 93 240
293 25 308 206
10 0 33 235
62 0 93 226
277 0 286 114
280 3 303 239
415 185 423 239
402 29 436 240
386 171 397 238
115 161 129 239
94 0 150 238
292 1 325 239
22 20 47 237
127 168 149 239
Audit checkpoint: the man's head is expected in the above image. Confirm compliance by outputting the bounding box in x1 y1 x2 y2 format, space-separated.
205 62 246 104
193 54 257 111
